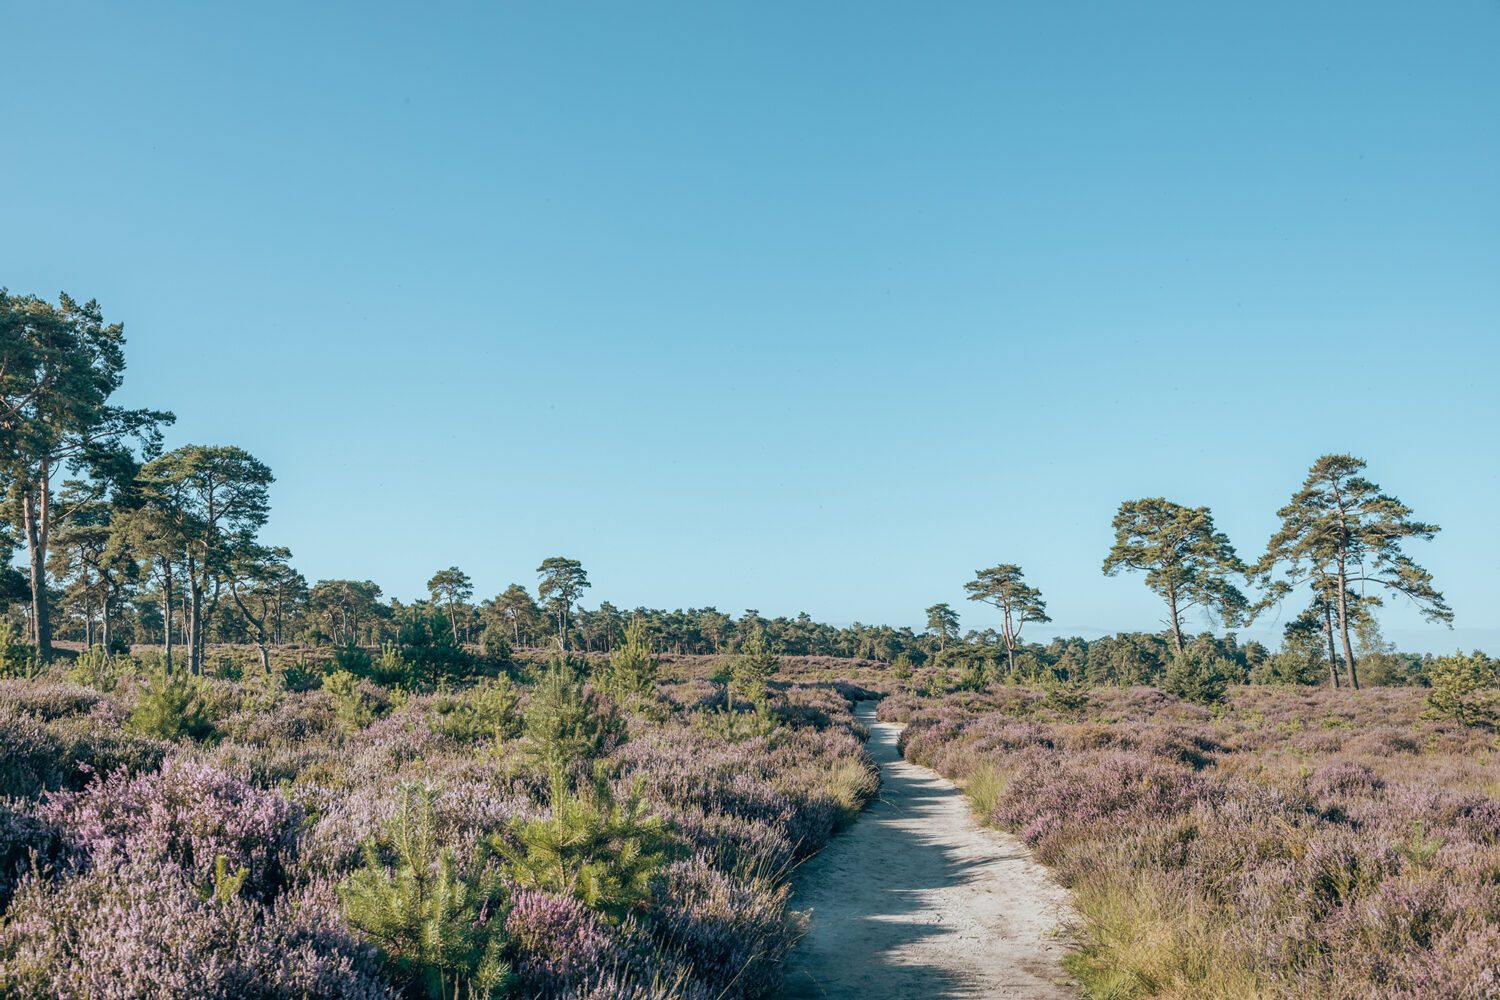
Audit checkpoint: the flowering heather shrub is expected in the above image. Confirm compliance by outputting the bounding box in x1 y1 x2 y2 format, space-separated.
0 715 69 798
895 683 1500 998
40 758 301 898
653 855 794 999
505 889 627 995
0 680 106 720
219 691 342 747
0 801 60 911
0 863 390 999
0 659 876 998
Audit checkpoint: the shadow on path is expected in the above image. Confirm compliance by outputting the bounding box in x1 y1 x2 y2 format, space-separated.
781 703 1075 999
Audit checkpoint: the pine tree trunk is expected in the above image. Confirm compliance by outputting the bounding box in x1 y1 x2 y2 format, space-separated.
21 479 53 662
1335 558 1360 690
1322 598 1340 689
1166 587 1185 654
162 564 175 673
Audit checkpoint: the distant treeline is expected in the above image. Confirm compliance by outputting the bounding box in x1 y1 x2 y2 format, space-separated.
0 290 1473 688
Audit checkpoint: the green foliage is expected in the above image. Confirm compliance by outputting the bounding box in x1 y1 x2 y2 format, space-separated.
954 659 987 692
0 621 39 679
199 854 249 904
334 642 374 676
521 663 622 777
728 633 779 710
277 655 323 692
1249 649 1324 686
1163 653 1237 705
495 769 673 923
398 614 475 686
692 706 779 743
209 652 245 681
436 678 520 745
342 783 512 1000
324 668 390 731
371 641 415 686
127 668 216 741
1422 650 1496 727
1104 498 1250 651
1043 678 1090 717
67 644 129 691
478 627 512 666
602 617 658 701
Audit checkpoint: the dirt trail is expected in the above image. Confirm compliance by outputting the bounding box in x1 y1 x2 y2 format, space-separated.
782 702 1075 999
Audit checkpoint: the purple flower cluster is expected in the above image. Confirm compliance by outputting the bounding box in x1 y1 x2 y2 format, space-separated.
40 758 301 898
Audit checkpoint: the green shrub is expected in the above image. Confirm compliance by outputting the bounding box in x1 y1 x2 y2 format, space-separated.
478 628 512 666
1249 649 1324 686
522 663 622 777
1043 678 1089 717
324 669 390 731
342 783 511 999
67 645 129 692
692 706 779 744
333 643 374 677
209 652 245 681
0 622 39 679
398 614 474 686
494 769 673 923
277 656 323 692
435 678 519 745
728 634 779 710
601 618 657 701
1422 650 1496 727
128 669 216 742
1163 653 1237 705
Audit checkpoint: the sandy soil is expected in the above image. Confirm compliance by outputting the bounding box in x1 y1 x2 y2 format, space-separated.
782 702 1076 999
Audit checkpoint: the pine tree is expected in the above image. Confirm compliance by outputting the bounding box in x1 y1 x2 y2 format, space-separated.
494 768 673 924
1104 498 1250 654
341 783 512 1000
1258 455 1451 690
603 617 658 702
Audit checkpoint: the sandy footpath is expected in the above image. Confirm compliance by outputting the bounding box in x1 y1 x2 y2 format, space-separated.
781 702 1076 999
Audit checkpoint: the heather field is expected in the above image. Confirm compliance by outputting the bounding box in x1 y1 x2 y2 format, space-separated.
0 650 879 999
881 684 1500 999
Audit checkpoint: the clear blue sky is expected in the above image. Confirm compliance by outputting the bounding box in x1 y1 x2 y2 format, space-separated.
4 2 1496 652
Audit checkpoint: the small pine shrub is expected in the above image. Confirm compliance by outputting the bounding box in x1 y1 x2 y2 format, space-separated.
324 669 391 731
602 618 658 702
692 707 778 744
495 770 674 923
66 645 128 692
210 652 245 681
341 782 512 999
728 635 779 710
334 642 374 677
278 656 323 692
1249 649 1325 686
522 664 623 777
1163 653 1236 705
479 628 512 666
1422 650 1497 727
0 622 39 679
1043 679 1090 718
127 668 217 742
370 642 415 687
435 678 519 745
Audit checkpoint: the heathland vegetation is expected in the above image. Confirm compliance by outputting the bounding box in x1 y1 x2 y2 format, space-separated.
2 290 1496 998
